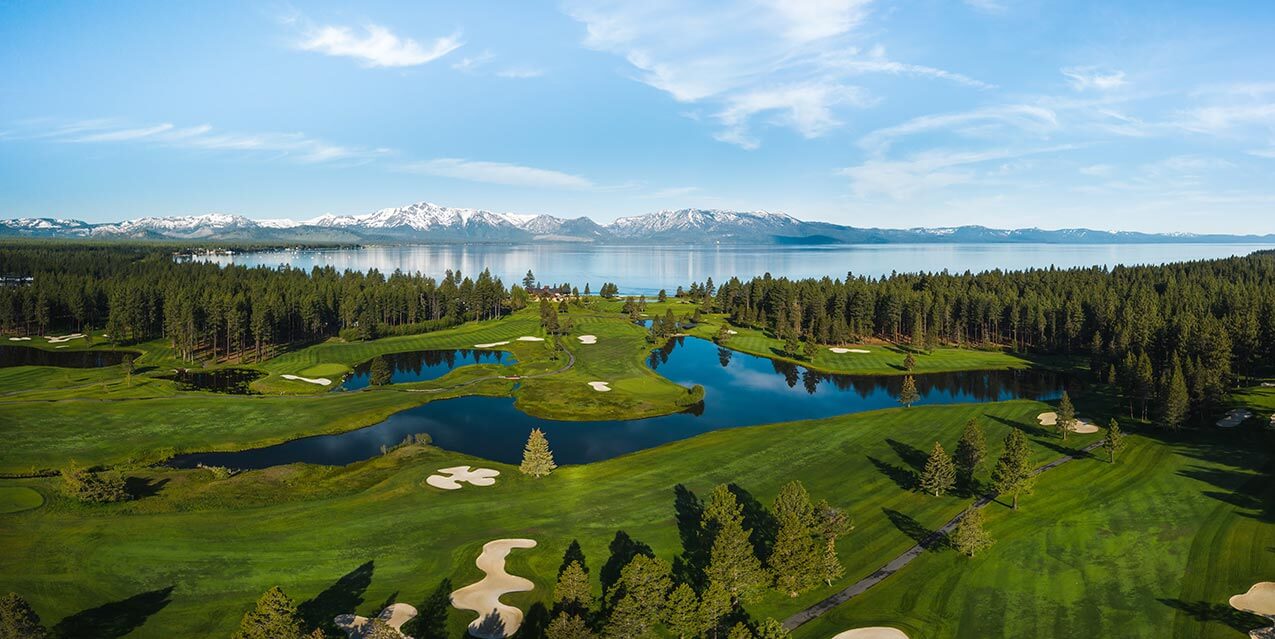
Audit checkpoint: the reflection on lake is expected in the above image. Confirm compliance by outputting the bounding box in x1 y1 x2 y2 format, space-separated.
342 349 516 390
171 336 1068 469
0 345 136 369
189 243 1274 295
162 368 263 394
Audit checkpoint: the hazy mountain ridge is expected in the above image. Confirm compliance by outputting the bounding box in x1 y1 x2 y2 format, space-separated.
2 203 1272 244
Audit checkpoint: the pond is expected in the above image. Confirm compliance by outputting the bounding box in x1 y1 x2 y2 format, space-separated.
162 368 264 394
0 345 137 368
342 349 516 390
171 336 1069 469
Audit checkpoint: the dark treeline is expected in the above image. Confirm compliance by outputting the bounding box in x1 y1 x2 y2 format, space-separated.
693 252 1275 425
0 243 522 363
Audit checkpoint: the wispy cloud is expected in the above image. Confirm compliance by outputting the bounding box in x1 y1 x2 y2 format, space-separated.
858 104 1058 153
837 145 1075 199
297 24 462 68
562 0 988 148
964 0 1008 14
1061 66 1127 91
496 66 545 79
397 158 594 189
12 119 385 164
452 50 495 72
643 186 701 198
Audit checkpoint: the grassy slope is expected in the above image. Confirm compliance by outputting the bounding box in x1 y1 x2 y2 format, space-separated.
2 401 1092 638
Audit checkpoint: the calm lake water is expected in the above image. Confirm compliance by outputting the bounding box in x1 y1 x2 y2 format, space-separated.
342 349 516 390
171 336 1068 469
192 243 1274 295
0 345 136 368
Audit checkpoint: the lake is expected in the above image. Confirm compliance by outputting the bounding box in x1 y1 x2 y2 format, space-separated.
170 335 1069 469
0 345 137 368
189 243 1274 295
342 348 516 390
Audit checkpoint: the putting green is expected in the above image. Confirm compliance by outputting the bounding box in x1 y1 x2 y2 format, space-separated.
299 363 350 378
0 486 43 514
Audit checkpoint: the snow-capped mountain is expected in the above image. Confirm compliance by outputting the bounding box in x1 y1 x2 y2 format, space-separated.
3 200 1272 244
610 209 807 241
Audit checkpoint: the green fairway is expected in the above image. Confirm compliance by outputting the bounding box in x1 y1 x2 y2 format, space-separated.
0 485 43 513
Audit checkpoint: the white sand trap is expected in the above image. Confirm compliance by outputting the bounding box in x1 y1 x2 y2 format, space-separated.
1037 412 1099 434
577 335 597 344
587 381 611 392
7 337 31 341
831 628 911 639
55 345 68 349
474 341 511 348
45 333 85 344
516 336 544 342
281 374 331 386
1230 582 1275 617
334 602 418 639
829 347 872 354
426 466 501 490
727 329 738 334
451 539 538 639
1218 408 1253 428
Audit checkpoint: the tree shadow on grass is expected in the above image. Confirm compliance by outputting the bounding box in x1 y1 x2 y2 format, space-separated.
473 610 509 639
673 485 707 589
520 602 550 639
558 540 587 576
406 578 451 639
868 455 915 491
727 483 778 562
886 438 928 474
600 531 652 605
124 476 168 499
1158 598 1271 634
53 585 174 638
882 508 948 551
298 560 374 633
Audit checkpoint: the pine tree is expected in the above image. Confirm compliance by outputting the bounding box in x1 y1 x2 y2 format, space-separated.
813 499 851 585
898 375 919 408
802 339 818 362
1056 391 1077 440
702 485 767 604
365 619 401 639
991 429 1035 510
121 353 134 386
755 619 790 639
664 583 700 639
555 560 592 615
523 270 537 290
0 592 47 639
769 481 820 597
232 586 303 639
919 442 956 496
950 508 994 557
903 352 916 371
604 555 671 639
547 613 597 639
696 581 731 639
1161 362 1189 430
520 428 557 477
784 332 801 358
1102 418 1126 463
953 419 987 490
369 355 392 386
727 622 754 639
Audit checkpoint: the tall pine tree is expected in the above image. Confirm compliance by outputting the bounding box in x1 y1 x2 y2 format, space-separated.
701 485 767 604
992 429 1035 510
954 419 987 491
898 375 920 408
520 428 558 477
919 442 956 496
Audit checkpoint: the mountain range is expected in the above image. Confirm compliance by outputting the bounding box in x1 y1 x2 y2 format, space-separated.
2 201 1272 245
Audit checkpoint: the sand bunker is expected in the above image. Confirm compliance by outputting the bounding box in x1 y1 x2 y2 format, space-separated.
831 628 911 639
45 333 85 344
334 602 418 639
1037 412 1100 434
1231 582 1275 618
7 337 31 341
727 329 738 334
516 336 544 342
1218 408 1253 428
577 335 597 344
281 374 331 386
451 539 538 639
426 466 501 490
587 381 611 392
829 347 871 354
475 341 511 348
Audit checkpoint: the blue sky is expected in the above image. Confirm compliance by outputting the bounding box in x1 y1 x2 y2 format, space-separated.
1 0 1273 233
